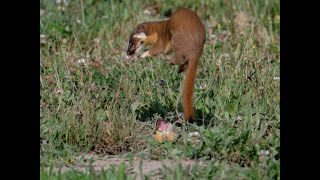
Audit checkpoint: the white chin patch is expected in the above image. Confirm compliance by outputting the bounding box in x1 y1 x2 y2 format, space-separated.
133 32 146 39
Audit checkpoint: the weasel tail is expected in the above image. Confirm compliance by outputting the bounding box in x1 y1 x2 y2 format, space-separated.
183 56 199 122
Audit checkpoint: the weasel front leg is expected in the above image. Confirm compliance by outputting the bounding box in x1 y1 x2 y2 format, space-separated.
140 50 151 58
140 42 165 59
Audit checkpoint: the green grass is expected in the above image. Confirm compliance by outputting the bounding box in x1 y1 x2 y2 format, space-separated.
40 0 280 179
41 161 136 180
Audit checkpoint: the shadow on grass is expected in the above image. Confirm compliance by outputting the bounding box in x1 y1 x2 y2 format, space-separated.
135 100 172 122
135 100 215 127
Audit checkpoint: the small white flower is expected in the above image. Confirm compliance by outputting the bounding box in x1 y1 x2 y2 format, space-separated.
188 131 201 145
76 19 81 24
93 38 101 44
77 58 87 66
143 9 152 15
236 116 242 121
273 77 280 80
63 0 68 6
208 34 217 40
258 150 270 156
62 38 67 44
188 131 200 138
56 89 64 95
56 0 68 5
57 5 65 11
221 53 230 59
222 30 228 34
199 84 207 90
40 34 47 44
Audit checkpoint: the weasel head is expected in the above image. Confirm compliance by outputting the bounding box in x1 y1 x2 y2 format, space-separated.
126 32 146 56
126 24 149 56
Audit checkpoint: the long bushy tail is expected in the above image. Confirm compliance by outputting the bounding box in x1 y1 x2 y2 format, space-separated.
183 57 199 122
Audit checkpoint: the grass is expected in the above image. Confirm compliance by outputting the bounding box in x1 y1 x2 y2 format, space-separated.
40 0 280 179
41 161 136 180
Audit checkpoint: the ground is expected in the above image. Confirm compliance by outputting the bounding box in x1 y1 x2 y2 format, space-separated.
50 153 204 179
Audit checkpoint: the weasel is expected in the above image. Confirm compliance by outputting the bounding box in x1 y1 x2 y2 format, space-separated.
126 8 205 122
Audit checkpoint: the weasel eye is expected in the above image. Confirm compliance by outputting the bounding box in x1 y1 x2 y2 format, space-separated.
140 41 144 44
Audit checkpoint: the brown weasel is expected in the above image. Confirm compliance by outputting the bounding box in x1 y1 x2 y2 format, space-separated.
126 8 206 122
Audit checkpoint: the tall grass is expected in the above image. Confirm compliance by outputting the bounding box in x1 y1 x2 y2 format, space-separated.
40 0 279 178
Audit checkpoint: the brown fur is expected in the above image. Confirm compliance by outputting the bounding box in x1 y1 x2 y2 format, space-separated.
127 8 206 122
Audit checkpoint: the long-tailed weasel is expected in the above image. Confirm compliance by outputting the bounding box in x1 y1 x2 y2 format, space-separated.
126 8 206 122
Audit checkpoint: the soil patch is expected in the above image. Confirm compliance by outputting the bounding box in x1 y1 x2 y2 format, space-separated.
49 153 207 179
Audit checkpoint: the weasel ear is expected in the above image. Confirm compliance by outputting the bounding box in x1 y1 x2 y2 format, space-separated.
133 32 147 39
